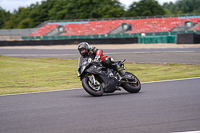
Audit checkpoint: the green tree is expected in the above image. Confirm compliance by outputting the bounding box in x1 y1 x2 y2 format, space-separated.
163 0 200 14
17 18 35 28
48 0 70 20
0 7 11 29
6 0 199 29
164 9 173 15
124 0 165 17
50 0 125 19
163 2 176 14
3 7 33 29
2 0 126 29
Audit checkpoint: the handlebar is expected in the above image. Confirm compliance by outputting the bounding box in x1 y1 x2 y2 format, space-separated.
118 59 126 66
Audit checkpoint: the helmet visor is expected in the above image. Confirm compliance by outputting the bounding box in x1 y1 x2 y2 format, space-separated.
79 48 87 56
80 49 86 54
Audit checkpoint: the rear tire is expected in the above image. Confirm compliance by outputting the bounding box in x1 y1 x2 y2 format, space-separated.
82 76 104 97
121 72 141 93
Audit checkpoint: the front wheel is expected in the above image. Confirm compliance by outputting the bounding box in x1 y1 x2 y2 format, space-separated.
121 72 141 93
82 75 104 97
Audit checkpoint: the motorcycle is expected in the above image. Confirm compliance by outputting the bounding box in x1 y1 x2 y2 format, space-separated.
77 57 141 97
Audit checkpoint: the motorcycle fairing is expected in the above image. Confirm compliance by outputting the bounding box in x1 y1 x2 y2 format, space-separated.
85 65 105 76
85 65 117 93
98 75 117 93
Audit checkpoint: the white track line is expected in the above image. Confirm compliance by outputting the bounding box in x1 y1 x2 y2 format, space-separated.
172 131 200 133
142 77 200 84
0 88 82 97
0 77 200 97
3 51 195 57
3 54 78 56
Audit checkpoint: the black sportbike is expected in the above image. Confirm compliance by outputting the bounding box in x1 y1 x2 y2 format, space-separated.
78 57 141 96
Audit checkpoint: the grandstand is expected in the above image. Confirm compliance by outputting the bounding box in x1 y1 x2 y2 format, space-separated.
25 15 200 37
29 24 59 36
1 14 200 43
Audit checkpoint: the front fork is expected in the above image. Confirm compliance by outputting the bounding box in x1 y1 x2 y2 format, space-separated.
89 74 99 86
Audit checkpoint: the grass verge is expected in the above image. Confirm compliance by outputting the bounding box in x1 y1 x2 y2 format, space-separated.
0 56 200 95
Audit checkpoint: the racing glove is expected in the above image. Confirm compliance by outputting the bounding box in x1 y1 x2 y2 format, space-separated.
94 55 100 62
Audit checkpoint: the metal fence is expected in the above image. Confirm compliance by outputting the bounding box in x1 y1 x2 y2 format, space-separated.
0 28 38 40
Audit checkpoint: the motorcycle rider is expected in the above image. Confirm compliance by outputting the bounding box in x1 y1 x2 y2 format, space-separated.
77 42 126 78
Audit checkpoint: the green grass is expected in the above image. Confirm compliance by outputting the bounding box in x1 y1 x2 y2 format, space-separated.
0 56 200 95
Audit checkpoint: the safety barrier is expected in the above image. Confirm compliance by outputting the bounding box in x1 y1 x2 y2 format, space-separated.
22 30 200 40
22 33 136 40
0 37 138 46
176 33 200 44
138 35 175 43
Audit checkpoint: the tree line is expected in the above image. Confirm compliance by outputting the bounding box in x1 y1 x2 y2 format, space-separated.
0 0 200 29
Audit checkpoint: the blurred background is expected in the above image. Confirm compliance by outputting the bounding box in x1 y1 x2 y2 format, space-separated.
0 0 200 43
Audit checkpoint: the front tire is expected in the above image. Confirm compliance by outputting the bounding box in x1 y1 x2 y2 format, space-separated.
121 72 141 93
82 76 104 97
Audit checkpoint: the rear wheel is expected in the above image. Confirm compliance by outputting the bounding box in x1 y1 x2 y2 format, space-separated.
121 72 141 93
82 75 104 97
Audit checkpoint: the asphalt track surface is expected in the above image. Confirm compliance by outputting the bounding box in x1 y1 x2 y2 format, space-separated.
1 47 200 133
1 47 200 64
0 78 200 133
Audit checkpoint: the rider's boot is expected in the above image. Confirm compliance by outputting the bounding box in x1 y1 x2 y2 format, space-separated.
115 63 134 80
118 69 130 80
115 63 126 78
